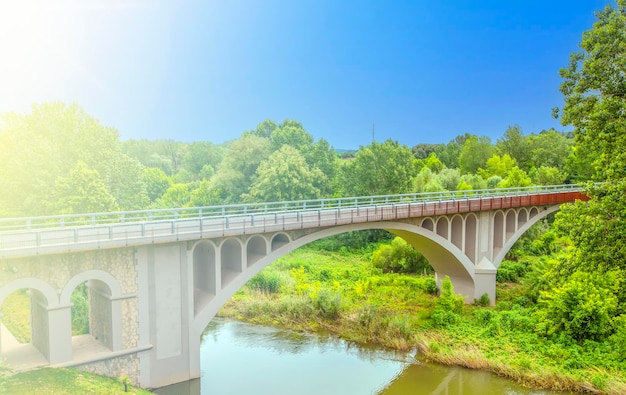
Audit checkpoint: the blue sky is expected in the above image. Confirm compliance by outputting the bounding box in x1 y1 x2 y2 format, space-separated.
0 0 612 149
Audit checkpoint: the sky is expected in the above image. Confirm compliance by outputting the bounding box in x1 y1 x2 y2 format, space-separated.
0 0 614 150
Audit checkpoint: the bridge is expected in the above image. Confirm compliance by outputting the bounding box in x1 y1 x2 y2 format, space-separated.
0 185 587 389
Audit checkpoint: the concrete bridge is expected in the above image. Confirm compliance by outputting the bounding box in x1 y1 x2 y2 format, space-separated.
0 185 587 389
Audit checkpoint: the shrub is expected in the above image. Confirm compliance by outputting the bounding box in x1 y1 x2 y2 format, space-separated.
535 270 621 342
496 260 526 283
423 277 439 295
248 271 282 294
474 293 490 307
371 237 433 274
435 276 464 314
431 310 460 328
312 288 342 319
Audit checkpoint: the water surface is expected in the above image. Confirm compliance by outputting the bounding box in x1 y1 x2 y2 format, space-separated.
156 318 575 395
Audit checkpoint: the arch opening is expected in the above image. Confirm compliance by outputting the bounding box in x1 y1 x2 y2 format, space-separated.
67 279 117 358
193 241 217 315
493 212 504 257
0 287 50 367
221 238 243 289
436 218 448 238
271 234 290 251
451 216 463 250
421 218 434 232
465 214 477 263
506 210 516 239
247 236 267 268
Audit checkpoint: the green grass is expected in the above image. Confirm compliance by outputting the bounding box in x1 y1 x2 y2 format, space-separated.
0 368 154 395
1 289 31 343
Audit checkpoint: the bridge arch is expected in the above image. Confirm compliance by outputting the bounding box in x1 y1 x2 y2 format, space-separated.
192 221 476 336
60 270 122 305
0 278 59 308
493 205 560 267
60 270 124 352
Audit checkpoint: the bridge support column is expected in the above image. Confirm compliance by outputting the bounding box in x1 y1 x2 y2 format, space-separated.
0 311 3 356
474 257 497 305
31 290 71 363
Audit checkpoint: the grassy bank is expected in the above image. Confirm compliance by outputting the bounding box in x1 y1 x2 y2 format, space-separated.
0 367 153 395
218 244 626 394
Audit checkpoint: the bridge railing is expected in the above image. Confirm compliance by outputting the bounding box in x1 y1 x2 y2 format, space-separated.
0 184 584 234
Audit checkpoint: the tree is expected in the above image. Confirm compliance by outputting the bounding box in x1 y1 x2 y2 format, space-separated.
0 102 144 216
48 161 119 214
305 138 339 196
498 166 532 188
157 183 191 208
411 143 439 159
536 2 626 342
533 166 568 186
497 125 531 170
210 134 271 203
478 154 517 179
144 167 171 202
182 141 223 179
342 139 417 197
458 135 494 174
559 1 626 180
245 145 326 202
269 123 314 153
527 130 572 171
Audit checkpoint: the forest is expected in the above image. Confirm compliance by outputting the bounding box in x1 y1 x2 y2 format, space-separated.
1 1 625 393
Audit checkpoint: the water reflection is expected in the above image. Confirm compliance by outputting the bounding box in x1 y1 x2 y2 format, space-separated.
155 319 574 395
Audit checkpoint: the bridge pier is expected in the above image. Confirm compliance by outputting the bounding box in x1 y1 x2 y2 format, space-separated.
30 291 73 364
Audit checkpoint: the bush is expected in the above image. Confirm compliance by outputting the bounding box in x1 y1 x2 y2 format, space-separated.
535 271 621 342
371 237 433 274
474 293 490 307
496 260 527 283
248 271 282 294
431 310 460 328
423 277 439 295
435 276 464 314
312 288 342 319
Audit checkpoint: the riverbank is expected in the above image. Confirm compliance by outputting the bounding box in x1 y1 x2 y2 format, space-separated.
217 245 626 395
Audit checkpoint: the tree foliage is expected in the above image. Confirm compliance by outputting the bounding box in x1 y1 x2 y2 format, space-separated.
342 139 416 197
245 145 326 202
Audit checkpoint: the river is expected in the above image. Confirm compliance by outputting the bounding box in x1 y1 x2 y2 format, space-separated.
155 318 575 395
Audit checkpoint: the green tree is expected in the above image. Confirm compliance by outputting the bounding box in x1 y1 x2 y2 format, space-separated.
559 0 626 180
527 129 572 171
412 143 440 159
182 141 223 179
533 166 568 185
189 179 223 207
458 135 494 174
498 166 532 188
342 140 416 196
245 145 326 202
144 167 171 202
536 1 626 342
157 183 191 208
371 237 432 274
210 134 271 203
497 125 531 170
478 154 517 179
270 121 314 153
423 152 445 173
0 102 146 216
48 161 119 214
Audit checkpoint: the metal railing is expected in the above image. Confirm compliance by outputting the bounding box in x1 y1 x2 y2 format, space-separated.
0 184 583 234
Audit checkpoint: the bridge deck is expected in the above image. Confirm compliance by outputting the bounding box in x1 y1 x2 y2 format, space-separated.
0 185 586 259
